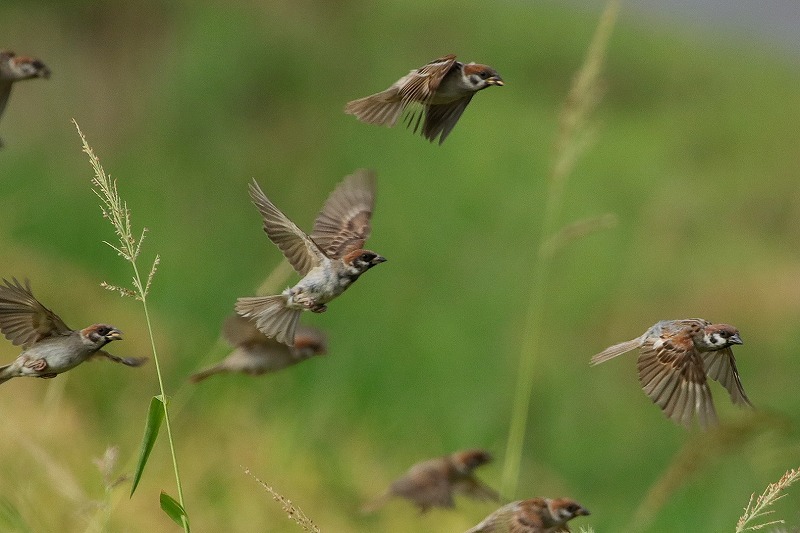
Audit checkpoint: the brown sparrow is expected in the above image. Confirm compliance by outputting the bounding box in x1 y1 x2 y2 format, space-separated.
345 54 503 144
236 169 386 346
0 278 146 385
590 318 752 428
362 449 499 513
465 498 590 533
0 50 50 146
189 315 327 382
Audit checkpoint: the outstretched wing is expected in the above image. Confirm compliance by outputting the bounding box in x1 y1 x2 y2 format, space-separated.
637 332 717 429
0 278 71 348
248 179 327 276
310 169 376 259
398 54 459 106
702 347 753 407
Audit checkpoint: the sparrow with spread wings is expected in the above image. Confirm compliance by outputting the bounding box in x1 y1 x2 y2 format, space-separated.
236 169 386 346
189 315 327 382
0 278 146 385
345 54 503 144
362 449 499 514
590 318 752 428
465 498 590 533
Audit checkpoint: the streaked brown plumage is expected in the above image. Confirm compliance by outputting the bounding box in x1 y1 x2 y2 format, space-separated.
590 318 752 428
236 169 386 346
345 54 503 144
362 449 499 513
465 498 590 533
189 315 327 382
0 278 146 385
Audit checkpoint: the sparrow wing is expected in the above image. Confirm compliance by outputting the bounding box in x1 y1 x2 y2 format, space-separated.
454 477 500 503
90 350 149 367
0 278 71 348
248 179 327 276
637 332 718 428
590 335 645 365
399 54 459 106
222 314 273 347
702 347 753 407
420 94 474 145
391 460 454 511
310 169 376 259
0 81 12 118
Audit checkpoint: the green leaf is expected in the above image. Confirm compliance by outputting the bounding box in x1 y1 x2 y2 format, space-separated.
160 491 190 531
130 395 166 497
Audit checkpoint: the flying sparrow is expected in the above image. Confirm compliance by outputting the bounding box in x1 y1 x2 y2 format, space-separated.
465 498 590 533
362 449 499 513
236 169 386 346
189 315 327 382
590 318 752 428
345 54 503 144
0 50 50 146
0 278 146 385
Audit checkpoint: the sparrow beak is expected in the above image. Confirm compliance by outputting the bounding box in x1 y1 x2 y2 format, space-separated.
488 77 504 86
108 328 124 341
729 333 743 345
578 507 591 516
372 255 387 265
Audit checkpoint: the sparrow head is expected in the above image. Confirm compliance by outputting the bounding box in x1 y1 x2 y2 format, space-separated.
342 249 387 275
451 449 493 474
546 498 591 522
81 324 123 348
462 63 504 91
9 55 50 79
699 323 742 351
291 326 328 359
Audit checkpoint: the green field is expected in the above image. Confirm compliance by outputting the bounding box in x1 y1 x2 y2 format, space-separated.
1 1 799 531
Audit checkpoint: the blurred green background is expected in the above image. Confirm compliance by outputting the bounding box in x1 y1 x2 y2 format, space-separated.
1 1 799 531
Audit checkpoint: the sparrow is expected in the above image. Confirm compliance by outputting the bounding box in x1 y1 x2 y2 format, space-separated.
345 54 503 144
236 169 386 346
464 498 590 533
0 50 50 146
590 319 752 428
189 315 327 382
362 449 499 513
0 278 146 385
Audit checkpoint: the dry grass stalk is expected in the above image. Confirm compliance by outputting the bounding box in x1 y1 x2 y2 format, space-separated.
242 466 321 533
736 467 800 532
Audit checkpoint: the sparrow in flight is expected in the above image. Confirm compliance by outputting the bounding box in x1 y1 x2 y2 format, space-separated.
345 54 503 144
590 318 752 428
0 278 146 385
464 497 590 533
189 315 327 382
236 169 386 346
0 50 50 147
362 449 499 513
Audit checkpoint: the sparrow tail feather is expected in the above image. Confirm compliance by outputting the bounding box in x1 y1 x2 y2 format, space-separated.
235 295 300 346
590 337 643 365
345 91 405 127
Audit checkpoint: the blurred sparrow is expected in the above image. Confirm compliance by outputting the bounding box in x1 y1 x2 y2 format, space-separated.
0 50 50 146
362 449 499 513
590 318 752 428
236 169 386 346
465 498 590 533
0 278 146 385
345 54 503 144
189 315 327 382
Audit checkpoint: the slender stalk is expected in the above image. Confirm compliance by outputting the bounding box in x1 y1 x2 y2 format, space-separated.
75 121 188 531
500 0 619 499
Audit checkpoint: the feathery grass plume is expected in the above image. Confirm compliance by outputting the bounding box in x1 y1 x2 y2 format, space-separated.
74 121 189 532
242 466 321 533
736 466 800 532
500 0 620 499
626 413 787 532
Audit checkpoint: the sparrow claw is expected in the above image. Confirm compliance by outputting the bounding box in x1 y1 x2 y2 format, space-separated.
310 304 328 313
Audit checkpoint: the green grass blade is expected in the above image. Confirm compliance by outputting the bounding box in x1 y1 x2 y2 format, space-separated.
130 395 166 497
160 491 190 531
0 497 32 533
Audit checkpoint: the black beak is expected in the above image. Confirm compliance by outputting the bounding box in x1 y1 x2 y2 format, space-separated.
729 333 743 345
